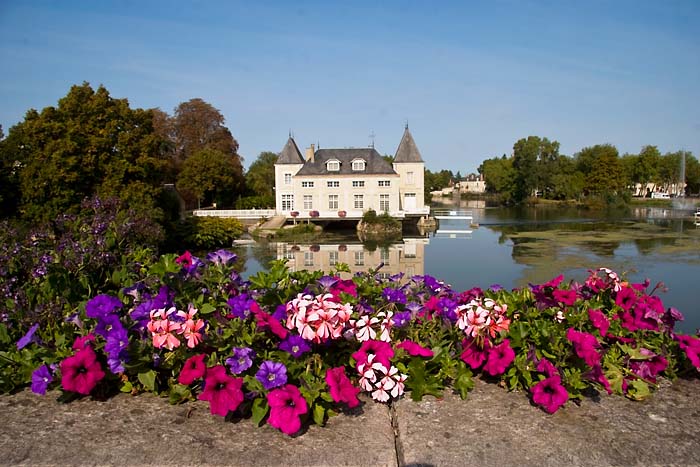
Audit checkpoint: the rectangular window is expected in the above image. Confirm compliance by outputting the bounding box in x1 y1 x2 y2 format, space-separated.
327 180 340 188
301 181 314 188
284 250 295 260
327 161 340 171
328 194 339 210
378 180 391 187
352 180 365 188
380 194 390 212
354 194 364 209
407 171 414 184
303 195 313 210
352 160 366 171
304 252 314 267
354 251 364 266
380 248 390 265
281 194 294 211
328 251 338 266
284 173 292 185
377 272 391 281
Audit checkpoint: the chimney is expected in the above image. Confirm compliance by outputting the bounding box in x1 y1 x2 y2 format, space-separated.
306 144 315 162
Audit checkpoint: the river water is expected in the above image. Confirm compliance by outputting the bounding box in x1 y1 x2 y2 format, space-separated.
232 201 700 333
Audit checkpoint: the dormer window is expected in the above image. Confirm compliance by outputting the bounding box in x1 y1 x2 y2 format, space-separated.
351 159 366 171
326 159 340 171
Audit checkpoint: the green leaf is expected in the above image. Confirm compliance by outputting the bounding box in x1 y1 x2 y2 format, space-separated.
453 364 473 399
312 403 326 426
168 384 192 404
200 303 216 315
627 379 651 401
0 324 10 345
251 398 269 426
138 370 157 392
120 380 133 393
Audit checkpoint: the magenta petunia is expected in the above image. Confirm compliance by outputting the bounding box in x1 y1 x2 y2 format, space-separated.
251 302 288 340
60 347 105 395
267 384 309 435
198 365 244 417
483 339 515 376
566 328 601 367
615 286 637 312
397 340 434 358
677 335 700 368
536 358 559 378
552 289 577 306
178 354 208 385
588 308 610 337
586 364 612 394
460 338 488 370
325 367 361 408
72 334 96 351
352 340 394 369
531 375 569 413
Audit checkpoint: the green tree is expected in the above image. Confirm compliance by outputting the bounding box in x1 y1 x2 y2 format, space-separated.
479 155 514 198
245 151 278 198
511 136 560 201
1 83 169 222
633 145 660 189
685 153 700 195
575 144 626 196
177 148 241 208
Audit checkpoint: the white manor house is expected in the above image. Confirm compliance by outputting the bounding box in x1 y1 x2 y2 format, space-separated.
274 126 429 220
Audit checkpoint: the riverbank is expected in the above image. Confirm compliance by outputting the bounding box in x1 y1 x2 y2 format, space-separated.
1 377 698 466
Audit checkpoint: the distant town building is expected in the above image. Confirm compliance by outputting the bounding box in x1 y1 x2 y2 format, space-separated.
456 173 486 194
274 126 429 219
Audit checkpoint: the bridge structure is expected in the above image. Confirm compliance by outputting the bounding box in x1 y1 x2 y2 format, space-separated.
431 209 474 238
192 209 276 220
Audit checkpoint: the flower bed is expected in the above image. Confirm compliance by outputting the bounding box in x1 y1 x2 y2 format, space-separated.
5 251 700 436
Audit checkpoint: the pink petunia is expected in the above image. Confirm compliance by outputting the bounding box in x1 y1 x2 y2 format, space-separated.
198 365 244 417
531 375 569 413
267 384 309 435
60 346 105 395
615 286 637 312
586 364 612 394
72 334 96 351
675 335 700 369
397 340 434 358
325 367 361 408
482 339 515 376
178 354 207 385
536 358 559 378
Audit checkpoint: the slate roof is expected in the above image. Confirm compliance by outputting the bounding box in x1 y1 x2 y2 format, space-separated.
394 127 424 163
295 148 397 176
276 137 305 164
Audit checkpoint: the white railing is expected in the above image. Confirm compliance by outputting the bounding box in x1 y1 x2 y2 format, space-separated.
193 209 276 219
432 209 474 219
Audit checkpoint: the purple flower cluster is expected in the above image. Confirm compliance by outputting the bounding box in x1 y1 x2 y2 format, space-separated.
227 293 256 319
382 287 407 304
85 295 129 373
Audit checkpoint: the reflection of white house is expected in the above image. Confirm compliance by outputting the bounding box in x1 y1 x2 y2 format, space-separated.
276 239 427 279
274 126 428 219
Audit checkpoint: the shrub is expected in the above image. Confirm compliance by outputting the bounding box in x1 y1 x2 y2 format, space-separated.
175 217 244 250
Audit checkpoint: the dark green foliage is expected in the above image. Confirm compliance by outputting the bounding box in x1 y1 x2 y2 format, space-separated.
0 83 171 223
245 151 277 199
172 216 244 250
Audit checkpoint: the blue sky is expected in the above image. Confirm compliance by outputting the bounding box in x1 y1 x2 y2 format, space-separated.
1 1 698 172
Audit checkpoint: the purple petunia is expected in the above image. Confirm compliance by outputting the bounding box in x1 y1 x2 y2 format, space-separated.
317 275 339 290
95 314 125 339
104 327 130 374
225 347 256 375
227 294 256 319
85 294 122 319
392 311 411 328
31 365 53 395
17 323 40 350
382 287 407 304
279 335 311 358
256 361 288 390
206 249 237 266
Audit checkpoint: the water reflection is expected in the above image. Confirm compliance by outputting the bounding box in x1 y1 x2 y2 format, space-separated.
275 238 428 280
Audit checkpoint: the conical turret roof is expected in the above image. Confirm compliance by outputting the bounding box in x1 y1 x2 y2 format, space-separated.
277 137 305 164
393 126 424 163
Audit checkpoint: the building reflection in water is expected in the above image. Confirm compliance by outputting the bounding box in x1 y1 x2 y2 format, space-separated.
275 238 428 280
